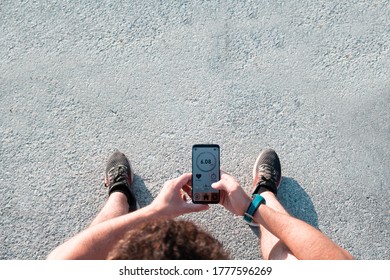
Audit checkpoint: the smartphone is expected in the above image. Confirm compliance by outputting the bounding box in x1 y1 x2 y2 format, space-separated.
192 144 220 204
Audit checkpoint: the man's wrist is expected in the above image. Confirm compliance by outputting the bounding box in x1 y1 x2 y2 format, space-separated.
143 203 164 218
243 194 266 225
144 202 179 221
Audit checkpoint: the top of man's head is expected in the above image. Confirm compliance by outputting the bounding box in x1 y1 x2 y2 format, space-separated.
107 219 230 260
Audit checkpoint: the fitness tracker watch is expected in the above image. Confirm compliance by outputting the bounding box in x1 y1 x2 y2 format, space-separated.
243 194 266 225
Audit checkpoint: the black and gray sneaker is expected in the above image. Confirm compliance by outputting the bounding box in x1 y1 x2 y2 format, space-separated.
104 150 138 212
251 148 282 196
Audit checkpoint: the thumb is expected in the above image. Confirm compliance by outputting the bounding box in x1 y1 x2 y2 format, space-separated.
211 181 225 191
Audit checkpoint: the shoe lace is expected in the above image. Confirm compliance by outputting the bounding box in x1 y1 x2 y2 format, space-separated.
108 165 128 184
256 164 277 187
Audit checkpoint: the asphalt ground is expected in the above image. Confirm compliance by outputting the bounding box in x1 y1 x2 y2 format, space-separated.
0 0 389 260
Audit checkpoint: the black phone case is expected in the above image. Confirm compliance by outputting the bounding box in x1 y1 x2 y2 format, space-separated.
191 144 220 204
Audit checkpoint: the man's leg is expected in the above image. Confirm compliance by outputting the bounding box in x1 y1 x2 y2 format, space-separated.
90 151 138 227
90 192 130 227
251 149 297 260
251 149 353 260
257 188 297 260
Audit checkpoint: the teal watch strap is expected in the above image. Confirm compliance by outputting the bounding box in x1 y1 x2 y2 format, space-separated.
243 194 266 224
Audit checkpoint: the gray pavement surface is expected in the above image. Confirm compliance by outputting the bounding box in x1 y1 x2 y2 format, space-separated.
1 0 389 260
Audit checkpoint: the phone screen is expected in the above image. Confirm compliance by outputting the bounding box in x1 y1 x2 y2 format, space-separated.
192 144 220 204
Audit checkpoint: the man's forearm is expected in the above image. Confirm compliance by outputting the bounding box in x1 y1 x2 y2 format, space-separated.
47 205 160 260
253 204 353 260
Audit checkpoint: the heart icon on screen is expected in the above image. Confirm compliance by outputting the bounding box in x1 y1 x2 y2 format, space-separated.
196 174 202 179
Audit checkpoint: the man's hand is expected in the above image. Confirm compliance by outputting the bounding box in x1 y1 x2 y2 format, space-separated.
150 173 209 219
212 171 252 216
47 173 208 260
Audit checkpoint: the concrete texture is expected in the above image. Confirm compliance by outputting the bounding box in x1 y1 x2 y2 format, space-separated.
0 0 389 260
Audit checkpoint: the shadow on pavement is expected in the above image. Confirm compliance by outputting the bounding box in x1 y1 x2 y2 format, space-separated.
278 177 318 228
250 176 318 237
133 175 154 207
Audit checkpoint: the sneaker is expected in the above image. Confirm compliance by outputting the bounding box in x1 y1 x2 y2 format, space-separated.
105 150 138 212
251 148 282 196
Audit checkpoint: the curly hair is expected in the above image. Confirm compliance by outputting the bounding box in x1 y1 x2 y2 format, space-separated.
107 219 230 260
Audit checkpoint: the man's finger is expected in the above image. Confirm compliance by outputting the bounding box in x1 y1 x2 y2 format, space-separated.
211 180 224 191
179 189 187 201
171 173 192 190
182 184 192 198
